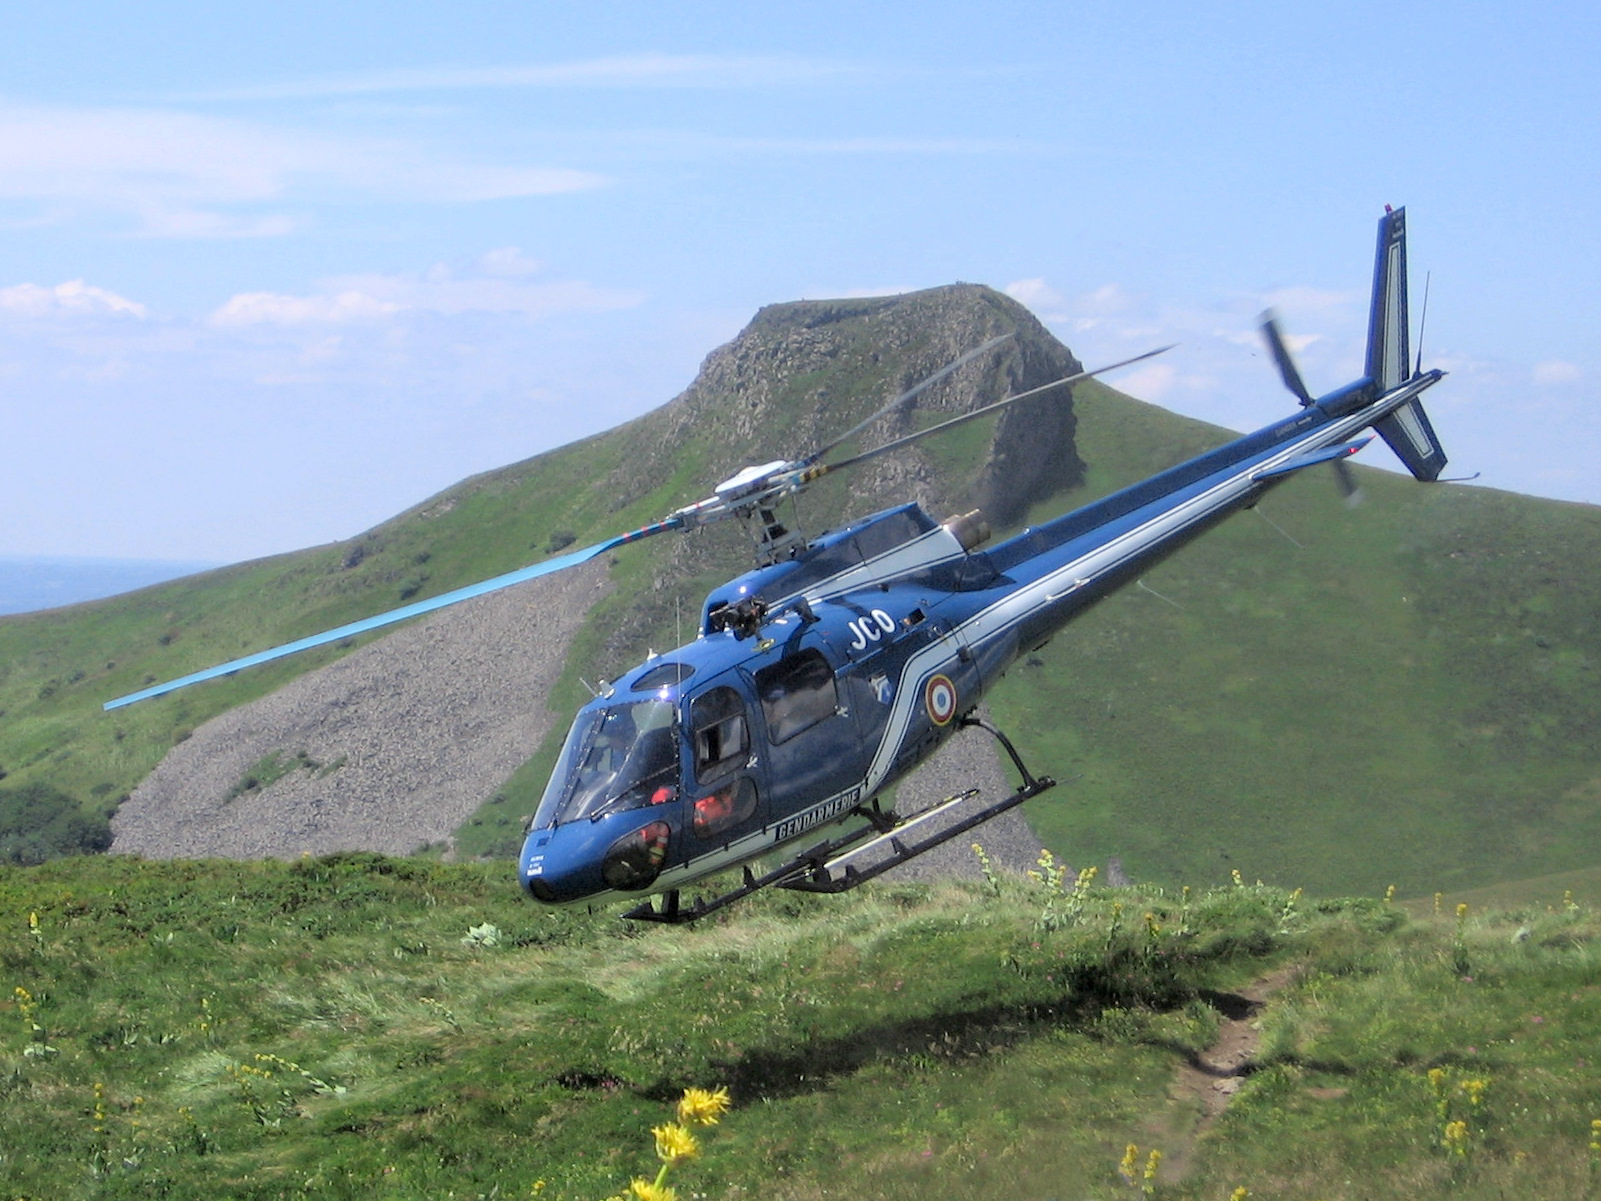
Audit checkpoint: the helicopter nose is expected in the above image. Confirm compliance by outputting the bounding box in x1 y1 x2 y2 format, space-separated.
519 825 608 906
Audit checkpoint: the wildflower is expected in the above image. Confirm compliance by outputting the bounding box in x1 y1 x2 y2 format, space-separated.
628 1178 677 1201
1118 1142 1139 1185
676 1086 731 1126
1442 1118 1469 1156
1231 868 1244 888
1434 892 1443 915
1456 902 1469 919
1143 1148 1162 1194
1230 1189 1250 1201
1589 1117 1600 1152
1384 884 1396 904
652 1122 699 1165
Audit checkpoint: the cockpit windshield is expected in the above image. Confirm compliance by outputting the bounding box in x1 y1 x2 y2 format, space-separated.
532 700 680 828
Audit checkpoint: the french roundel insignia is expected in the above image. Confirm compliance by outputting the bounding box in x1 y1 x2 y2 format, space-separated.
924 674 958 726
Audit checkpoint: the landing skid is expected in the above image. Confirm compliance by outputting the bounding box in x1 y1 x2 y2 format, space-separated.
623 714 1056 924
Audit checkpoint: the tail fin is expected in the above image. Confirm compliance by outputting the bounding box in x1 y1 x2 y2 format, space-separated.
1365 206 1448 480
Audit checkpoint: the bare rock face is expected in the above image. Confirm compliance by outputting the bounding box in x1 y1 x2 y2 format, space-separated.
649 284 1086 528
111 560 610 859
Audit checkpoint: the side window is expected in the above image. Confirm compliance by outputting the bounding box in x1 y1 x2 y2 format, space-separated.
754 649 839 744
690 686 749 782
693 777 759 840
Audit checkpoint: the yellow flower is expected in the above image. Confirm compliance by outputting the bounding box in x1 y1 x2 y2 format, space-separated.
1230 1189 1250 1201
1118 1142 1139 1184
1456 902 1469 919
628 1179 677 1201
652 1122 700 1164
676 1086 731 1126
1442 1119 1469 1156
1143 1147 1162 1179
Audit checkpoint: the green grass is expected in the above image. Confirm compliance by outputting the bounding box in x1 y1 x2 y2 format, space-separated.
983 380 1601 899
3 853 1601 1199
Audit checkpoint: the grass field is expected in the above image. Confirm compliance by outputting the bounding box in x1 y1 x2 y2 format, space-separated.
3 852 1600 1199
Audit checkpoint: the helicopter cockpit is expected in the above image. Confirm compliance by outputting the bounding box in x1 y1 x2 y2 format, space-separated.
531 699 680 829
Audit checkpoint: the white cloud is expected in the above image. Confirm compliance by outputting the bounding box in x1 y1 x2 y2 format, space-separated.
210 259 645 327
211 290 402 327
0 279 147 319
1533 359 1582 385
1116 362 1178 401
187 53 859 101
0 103 604 237
477 247 545 278
1004 278 1066 310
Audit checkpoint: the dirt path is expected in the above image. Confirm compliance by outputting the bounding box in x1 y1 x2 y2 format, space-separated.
1153 964 1300 1184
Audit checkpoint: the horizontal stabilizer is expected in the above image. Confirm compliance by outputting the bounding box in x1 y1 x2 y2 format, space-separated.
1252 437 1372 481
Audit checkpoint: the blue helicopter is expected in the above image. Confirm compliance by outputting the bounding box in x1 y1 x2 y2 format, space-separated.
109 208 1448 924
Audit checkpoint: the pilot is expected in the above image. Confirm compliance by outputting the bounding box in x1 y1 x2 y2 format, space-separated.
590 711 636 774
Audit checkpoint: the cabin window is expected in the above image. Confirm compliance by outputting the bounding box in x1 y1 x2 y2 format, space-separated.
693 777 759 840
535 700 678 827
632 661 696 692
690 686 749 782
754 649 839 744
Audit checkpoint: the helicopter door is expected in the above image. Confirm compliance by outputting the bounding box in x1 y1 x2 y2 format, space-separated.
686 681 765 847
751 646 864 807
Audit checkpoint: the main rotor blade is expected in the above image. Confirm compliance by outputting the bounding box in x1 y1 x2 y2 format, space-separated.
1259 309 1313 406
803 333 1013 467
104 517 684 711
814 345 1174 479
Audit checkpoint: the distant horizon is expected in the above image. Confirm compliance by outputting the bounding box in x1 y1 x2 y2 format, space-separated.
0 555 223 616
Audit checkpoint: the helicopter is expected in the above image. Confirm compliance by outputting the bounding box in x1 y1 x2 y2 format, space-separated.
109 207 1448 924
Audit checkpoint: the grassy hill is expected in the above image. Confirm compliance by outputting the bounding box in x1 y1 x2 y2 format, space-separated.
2 283 1599 899
987 381 1601 899
3 853 1600 1200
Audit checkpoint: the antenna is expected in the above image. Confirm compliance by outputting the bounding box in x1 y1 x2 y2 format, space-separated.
1414 270 1431 378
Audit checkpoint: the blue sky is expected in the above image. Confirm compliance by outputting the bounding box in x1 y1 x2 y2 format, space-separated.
4 1 1597 562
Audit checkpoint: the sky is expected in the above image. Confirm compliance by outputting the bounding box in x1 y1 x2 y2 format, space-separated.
3 1 1597 563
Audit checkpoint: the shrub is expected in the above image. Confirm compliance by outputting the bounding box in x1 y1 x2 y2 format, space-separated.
0 782 113 864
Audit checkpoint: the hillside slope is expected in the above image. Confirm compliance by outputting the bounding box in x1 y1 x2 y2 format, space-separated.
989 380 1601 898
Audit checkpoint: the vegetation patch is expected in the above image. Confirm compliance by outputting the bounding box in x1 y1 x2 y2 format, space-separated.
0 782 111 864
224 750 344 803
